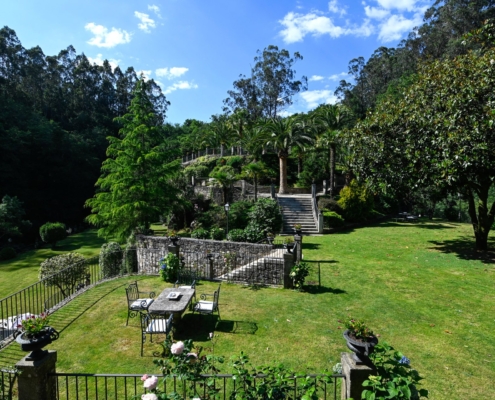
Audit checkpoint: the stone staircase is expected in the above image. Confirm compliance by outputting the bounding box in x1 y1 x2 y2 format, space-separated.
277 194 318 234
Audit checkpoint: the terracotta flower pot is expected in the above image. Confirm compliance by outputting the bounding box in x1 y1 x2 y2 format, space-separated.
15 327 59 361
343 329 378 365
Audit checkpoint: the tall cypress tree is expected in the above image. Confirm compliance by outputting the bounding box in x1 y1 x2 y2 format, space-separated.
85 78 179 241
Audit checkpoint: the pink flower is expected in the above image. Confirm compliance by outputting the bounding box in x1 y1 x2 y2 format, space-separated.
143 375 158 390
140 374 149 382
171 341 184 355
142 394 158 400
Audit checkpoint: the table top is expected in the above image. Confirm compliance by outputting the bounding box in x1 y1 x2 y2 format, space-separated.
149 287 195 314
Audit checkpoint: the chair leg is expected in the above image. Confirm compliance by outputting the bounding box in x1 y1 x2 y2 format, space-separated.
126 311 130 326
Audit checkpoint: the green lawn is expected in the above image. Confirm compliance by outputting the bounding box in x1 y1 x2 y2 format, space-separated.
0 230 105 299
1 220 494 399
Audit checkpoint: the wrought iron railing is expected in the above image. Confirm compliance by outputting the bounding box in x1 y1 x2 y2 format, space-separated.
0 256 103 341
49 372 345 400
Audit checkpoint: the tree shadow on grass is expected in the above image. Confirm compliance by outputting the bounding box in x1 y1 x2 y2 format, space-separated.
303 285 346 295
428 236 495 264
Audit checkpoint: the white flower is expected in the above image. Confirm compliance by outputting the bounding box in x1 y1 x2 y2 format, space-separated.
143 375 158 390
171 341 184 355
142 394 158 400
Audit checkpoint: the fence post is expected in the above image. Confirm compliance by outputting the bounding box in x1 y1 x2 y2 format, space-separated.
311 183 316 198
16 350 57 400
323 179 328 194
294 234 302 262
270 183 275 199
168 244 179 257
208 254 214 279
340 352 375 399
318 211 324 234
283 253 294 289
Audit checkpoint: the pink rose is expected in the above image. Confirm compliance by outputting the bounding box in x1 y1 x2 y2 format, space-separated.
143 375 158 390
140 374 149 382
142 394 158 400
171 341 184 355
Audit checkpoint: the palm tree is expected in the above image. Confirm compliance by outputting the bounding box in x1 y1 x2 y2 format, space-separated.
209 165 237 203
209 116 234 156
262 115 313 194
241 161 272 201
313 104 349 197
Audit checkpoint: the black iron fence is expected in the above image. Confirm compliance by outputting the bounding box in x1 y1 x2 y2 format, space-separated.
0 368 17 400
49 372 345 400
0 256 102 342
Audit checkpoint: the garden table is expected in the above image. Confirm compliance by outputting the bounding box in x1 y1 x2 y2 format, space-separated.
148 287 195 323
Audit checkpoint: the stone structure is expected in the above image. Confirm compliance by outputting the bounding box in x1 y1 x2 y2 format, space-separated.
340 352 375 399
16 350 57 400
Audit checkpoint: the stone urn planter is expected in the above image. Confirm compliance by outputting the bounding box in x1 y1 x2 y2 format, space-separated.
169 236 180 246
343 329 378 365
15 327 59 361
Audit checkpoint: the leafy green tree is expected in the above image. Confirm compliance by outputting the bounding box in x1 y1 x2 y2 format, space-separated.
241 161 272 201
0 195 31 240
39 253 88 297
39 222 67 248
246 198 283 235
85 78 180 241
345 22 495 249
224 45 307 120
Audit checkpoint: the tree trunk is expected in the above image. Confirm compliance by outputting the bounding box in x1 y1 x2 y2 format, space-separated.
220 144 225 157
329 143 336 198
278 151 288 194
466 185 495 251
254 176 258 202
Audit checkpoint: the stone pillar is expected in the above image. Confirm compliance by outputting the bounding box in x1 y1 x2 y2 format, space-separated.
208 255 214 279
283 253 294 289
191 175 196 186
16 350 57 400
294 234 302 262
168 244 179 257
241 180 246 197
318 211 324 234
340 352 375 400
323 179 328 195
311 183 316 198
270 183 275 199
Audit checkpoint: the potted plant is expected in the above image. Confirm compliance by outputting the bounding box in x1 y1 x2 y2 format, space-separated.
266 232 275 245
168 229 180 246
14 313 59 361
283 237 295 253
293 224 302 235
341 317 378 365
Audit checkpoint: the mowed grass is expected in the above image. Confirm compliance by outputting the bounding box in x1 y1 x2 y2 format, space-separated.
1 220 494 399
0 230 106 299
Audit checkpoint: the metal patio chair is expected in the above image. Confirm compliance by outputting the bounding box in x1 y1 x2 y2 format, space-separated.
193 284 221 319
140 313 173 356
125 281 155 326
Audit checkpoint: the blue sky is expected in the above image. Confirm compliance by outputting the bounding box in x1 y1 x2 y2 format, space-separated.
3 0 433 124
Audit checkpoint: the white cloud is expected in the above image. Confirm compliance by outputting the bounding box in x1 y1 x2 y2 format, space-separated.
85 23 131 48
328 0 346 15
329 72 349 81
279 11 373 43
163 80 198 95
148 4 162 18
156 67 189 79
87 54 120 70
300 90 338 109
378 12 422 42
135 11 156 33
376 0 419 12
364 6 390 19
309 75 325 81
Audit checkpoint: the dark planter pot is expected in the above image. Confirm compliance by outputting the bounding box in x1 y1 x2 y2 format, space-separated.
284 244 294 254
294 229 302 235
170 237 180 246
343 329 378 365
15 327 59 361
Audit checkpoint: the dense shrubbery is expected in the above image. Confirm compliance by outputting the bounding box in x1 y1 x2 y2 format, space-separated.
323 211 345 228
338 180 374 222
39 222 67 248
247 198 282 235
318 196 343 214
242 224 265 243
227 229 246 242
228 201 253 230
210 227 224 240
191 228 209 239
160 253 181 282
0 247 16 260
99 242 123 278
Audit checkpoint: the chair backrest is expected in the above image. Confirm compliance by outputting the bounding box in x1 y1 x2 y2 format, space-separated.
177 269 200 286
141 312 173 335
126 281 140 304
212 285 221 308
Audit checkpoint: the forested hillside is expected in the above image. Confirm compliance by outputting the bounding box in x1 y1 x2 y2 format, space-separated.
0 26 171 236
